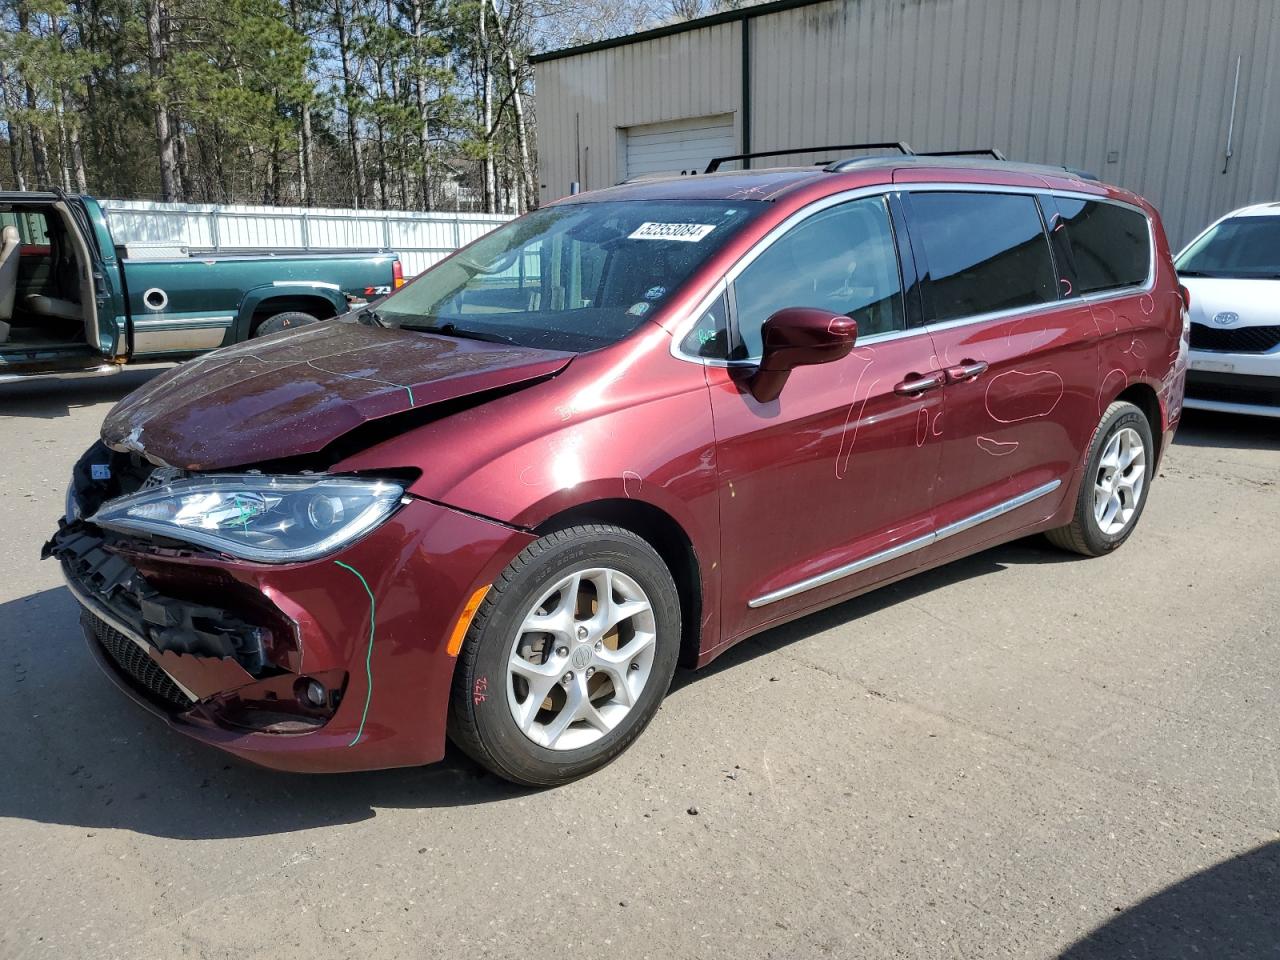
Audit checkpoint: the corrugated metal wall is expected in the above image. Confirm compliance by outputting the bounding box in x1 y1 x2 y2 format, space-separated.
535 23 743 198
102 201 513 276
534 0 1280 246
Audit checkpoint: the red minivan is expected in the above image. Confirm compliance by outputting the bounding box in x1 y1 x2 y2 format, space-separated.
48 154 1188 786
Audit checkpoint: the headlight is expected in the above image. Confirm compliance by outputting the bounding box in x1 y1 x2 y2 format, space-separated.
65 479 82 524
90 475 405 563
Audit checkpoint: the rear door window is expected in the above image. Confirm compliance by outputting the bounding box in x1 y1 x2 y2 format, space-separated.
1054 198 1151 292
908 192 1057 322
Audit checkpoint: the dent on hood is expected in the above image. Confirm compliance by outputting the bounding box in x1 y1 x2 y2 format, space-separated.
100 321 573 471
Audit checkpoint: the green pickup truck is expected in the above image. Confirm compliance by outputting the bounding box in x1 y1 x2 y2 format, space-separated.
0 190 403 382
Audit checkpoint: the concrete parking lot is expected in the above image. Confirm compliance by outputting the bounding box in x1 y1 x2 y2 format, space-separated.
1 369 1278 960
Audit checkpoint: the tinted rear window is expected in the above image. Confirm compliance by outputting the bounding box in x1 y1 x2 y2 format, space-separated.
1055 198 1151 293
910 192 1057 322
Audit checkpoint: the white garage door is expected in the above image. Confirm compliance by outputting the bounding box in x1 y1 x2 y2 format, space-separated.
624 114 737 179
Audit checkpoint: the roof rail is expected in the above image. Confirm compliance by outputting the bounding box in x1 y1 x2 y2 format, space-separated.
915 148 1008 160
705 141 914 173
825 153 1100 181
705 143 1102 182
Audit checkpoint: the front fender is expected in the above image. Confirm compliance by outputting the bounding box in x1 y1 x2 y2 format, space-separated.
333 334 724 655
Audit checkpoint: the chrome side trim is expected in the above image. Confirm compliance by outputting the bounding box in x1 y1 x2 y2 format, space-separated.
273 279 341 290
932 478 1062 541
747 529 936 608
747 478 1062 608
132 315 234 330
62 572 200 701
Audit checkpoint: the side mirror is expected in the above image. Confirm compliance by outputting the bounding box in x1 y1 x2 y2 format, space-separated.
749 307 858 402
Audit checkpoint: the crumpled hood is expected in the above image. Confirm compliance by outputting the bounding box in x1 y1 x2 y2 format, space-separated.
102 320 573 470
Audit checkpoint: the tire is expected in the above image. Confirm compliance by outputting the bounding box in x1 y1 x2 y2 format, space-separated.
252 311 321 337
448 524 681 787
1045 400 1155 557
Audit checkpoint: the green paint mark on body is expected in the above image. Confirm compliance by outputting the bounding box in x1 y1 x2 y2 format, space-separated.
336 560 376 746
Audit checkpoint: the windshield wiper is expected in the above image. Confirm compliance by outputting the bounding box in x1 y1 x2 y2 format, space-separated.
407 321 520 345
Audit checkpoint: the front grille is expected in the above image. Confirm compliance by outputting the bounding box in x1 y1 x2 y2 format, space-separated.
1190 323 1280 353
1185 370 1280 408
84 610 196 713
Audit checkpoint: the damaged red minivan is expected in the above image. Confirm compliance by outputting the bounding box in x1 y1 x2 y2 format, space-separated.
47 154 1188 786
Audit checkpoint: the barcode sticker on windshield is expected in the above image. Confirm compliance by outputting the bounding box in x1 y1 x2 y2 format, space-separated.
628 222 717 242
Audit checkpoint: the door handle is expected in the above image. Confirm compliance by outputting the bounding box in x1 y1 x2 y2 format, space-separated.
943 360 989 383
894 371 946 395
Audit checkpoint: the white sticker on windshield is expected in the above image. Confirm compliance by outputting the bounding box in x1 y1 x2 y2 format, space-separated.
628 222 716 243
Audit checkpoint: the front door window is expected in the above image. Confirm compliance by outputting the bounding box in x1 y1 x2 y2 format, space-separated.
732 196 907 357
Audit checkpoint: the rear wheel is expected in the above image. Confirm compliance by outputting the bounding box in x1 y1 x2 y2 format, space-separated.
1046 400 1154 556
252 311 320 337
448 525 681 787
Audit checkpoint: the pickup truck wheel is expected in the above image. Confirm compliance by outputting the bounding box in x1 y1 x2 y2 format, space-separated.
253 311 320 337
1045 400 1153 557
448 525 681 787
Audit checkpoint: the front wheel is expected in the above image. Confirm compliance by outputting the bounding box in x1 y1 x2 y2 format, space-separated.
1045 400 1154 556
252 311 320 337
448 525 681 787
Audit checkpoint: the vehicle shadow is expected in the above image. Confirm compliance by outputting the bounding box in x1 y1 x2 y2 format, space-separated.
1173 408 1280 451
0 365 170 420
1058 840 1280 959
677 535 1076 689
0 538 1073 839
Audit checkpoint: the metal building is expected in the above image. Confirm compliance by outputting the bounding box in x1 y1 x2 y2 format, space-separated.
531 0 1280 245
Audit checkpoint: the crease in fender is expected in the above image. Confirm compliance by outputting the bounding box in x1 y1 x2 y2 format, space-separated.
418 496 538 534
335 560 377 746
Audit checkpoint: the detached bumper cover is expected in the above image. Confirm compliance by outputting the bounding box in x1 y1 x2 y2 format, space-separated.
50 498 535 773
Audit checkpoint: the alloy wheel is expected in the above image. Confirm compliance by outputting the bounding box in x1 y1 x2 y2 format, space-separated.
506 567 657 751
1093 426 1146 535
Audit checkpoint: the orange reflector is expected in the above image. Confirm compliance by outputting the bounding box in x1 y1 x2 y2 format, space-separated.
447 584 491 656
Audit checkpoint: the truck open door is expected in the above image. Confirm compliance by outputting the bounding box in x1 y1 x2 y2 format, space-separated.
0 191 124 381
67 194 129 362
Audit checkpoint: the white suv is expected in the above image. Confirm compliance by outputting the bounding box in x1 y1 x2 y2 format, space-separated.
1176 203 1280 418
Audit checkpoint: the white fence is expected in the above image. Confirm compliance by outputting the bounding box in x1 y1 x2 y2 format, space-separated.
101 200 514 276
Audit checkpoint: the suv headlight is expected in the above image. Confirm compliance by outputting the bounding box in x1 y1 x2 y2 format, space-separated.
65 479 82 524
91 475 405 563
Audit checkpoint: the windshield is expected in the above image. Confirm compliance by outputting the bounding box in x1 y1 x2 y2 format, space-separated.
1177 216 1280 279
376 200 760 352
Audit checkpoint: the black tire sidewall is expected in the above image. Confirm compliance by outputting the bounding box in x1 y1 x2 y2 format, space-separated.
457 528 681 786
253 311 320 337
1078 403 1154 554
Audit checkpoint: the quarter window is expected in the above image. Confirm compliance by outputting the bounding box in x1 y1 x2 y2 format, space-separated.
909 192 1057 322
680 290 731 359
1055 199 1151 293
731 196 906 358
